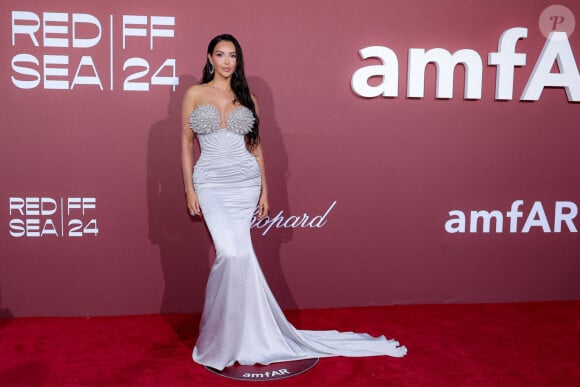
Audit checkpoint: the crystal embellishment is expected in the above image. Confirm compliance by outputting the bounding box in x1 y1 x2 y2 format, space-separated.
189 104 255 135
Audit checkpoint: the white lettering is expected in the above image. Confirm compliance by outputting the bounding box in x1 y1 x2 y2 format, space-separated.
447 200 578 234
445 210 465 233
41 219 59 236
522 201 551 232
12 11 101 48
256 210 285 235
252 201 338 235
12 11 40 46
67 198 81 215
44 54 69 89
9 219 25 237
26 197 40 216
351 46 398 98
8 197 97 238
307 200 337 227
72 13 101 48
11 11 175 93
554 201 578 232
71 56 103 89
150 16 175 49
242 368 290 378
445 200 578 234
11 54 40 89
12 54 103 90
352 27 579 102
9 197 25 216
521 31 580 101
488 27 528 100
9 219 99 238
123 57 150 91
469 210 503 233
506 200 524 233
26 218 40 237
283 215 301 228
43 12 68 47
408 48 483 99
65 197 97 215
123 15 148 49
40 197 58 215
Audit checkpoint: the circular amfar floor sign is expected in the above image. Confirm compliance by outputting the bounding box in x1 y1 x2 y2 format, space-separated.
205 358 319 381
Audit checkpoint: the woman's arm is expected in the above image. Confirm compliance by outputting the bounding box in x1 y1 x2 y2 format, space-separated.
181 86 201 216
251 96 269 219
253 142 269 219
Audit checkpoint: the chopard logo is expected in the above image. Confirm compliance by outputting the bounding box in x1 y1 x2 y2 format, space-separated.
251 201 337 236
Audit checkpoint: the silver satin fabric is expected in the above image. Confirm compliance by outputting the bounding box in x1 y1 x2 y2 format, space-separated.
190 104 407 370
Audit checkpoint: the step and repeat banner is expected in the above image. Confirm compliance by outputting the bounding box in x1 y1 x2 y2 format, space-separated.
1 0 579 317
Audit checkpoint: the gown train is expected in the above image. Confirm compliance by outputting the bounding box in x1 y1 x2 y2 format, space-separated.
189 104 407 370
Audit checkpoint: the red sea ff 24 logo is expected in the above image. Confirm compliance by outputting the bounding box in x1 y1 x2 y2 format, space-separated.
9 11 178 91
8 197 99 238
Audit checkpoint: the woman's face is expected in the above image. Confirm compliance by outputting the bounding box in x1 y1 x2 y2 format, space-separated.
208 40 237 79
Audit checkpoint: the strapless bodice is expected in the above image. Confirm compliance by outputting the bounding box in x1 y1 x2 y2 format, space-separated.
189 104 255 135
189 104 260 192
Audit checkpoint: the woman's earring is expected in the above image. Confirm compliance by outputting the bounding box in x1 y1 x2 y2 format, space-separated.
208 63 214 74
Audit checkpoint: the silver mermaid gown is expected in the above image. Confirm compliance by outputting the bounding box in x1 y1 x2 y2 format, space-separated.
189 104 407 370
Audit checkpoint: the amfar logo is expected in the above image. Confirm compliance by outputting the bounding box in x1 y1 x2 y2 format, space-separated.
243 368 290 379
351 28 580 101
8 196 99 237
445 200 578 233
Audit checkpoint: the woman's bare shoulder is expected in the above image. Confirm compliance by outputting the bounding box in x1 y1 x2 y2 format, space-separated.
184 84 207 98
184 85 213 109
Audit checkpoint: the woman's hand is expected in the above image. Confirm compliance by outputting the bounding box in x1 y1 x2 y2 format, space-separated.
257 192 269 220
186 189 202 216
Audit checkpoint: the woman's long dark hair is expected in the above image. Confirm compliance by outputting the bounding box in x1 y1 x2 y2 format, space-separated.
202 34 260 147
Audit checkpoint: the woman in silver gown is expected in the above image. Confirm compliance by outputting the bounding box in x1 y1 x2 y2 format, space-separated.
181 34 407 371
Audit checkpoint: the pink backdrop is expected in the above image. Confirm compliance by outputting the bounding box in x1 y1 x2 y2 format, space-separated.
1 0 579 317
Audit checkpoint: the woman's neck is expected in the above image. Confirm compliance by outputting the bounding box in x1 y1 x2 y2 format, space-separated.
208 77 232 91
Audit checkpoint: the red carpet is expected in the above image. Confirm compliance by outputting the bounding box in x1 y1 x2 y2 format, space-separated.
1 302 579 386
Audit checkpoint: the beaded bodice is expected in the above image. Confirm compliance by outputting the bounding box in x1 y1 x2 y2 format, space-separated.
189 103 261 192
189 104 255 135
